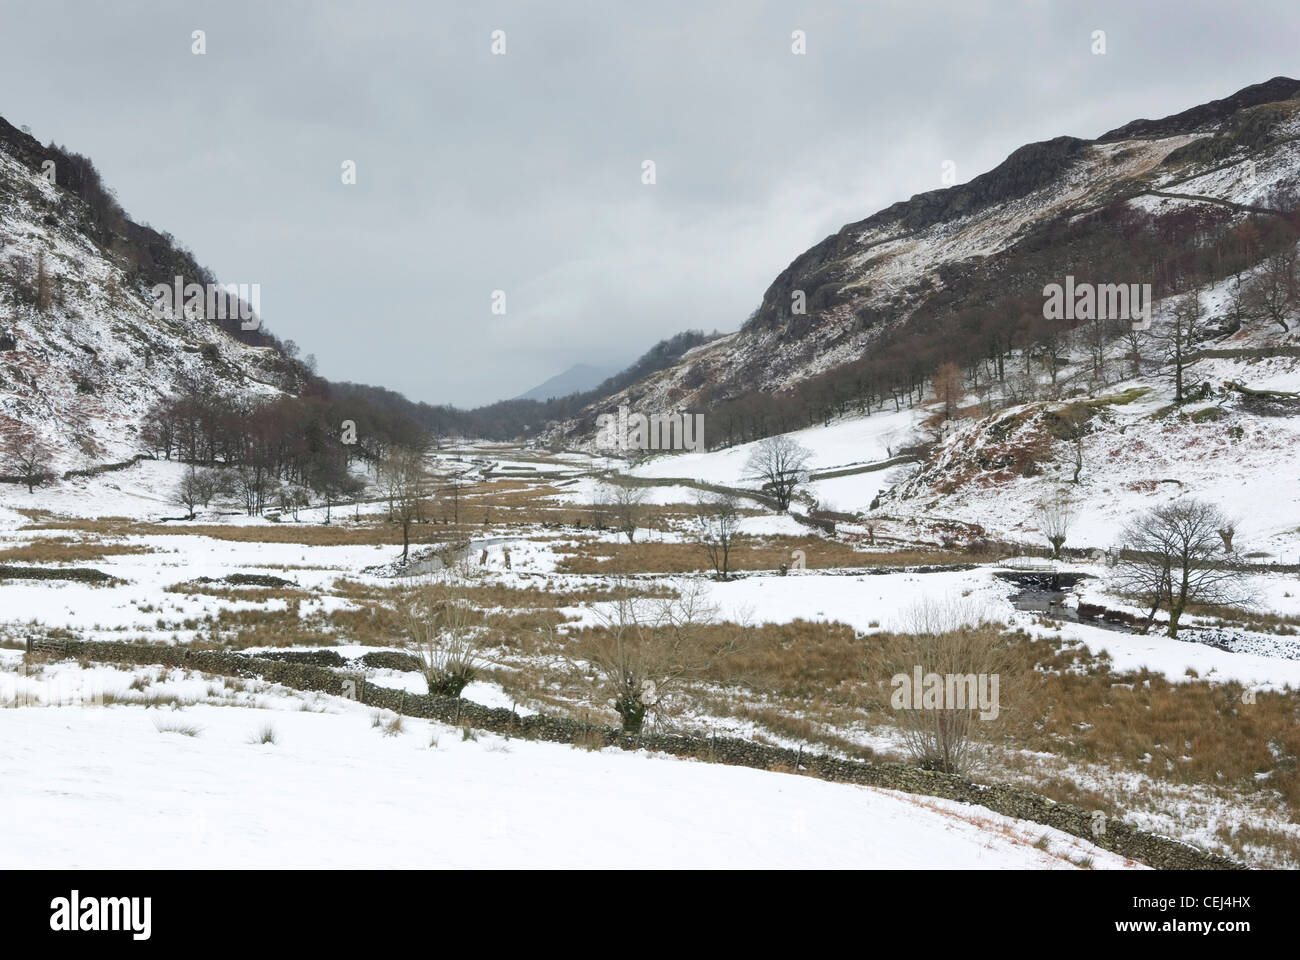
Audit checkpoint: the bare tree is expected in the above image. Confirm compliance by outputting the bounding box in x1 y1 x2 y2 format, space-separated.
1050 406 1091 484
744 434 812 511
863 599 1016 776
34 250 52 314
1119 323 1144 380
1035 492 1076 559
1146 288 1204 404
607 482 647 543
589 483 610 531
1035 322 1064 389
1081 314 1114 388
1114 499 1249 637
1243 243 1298 332
277 484 311 521
568 581 722 733
695 492 741 580
378 448 406 520
175 465 212 519
933 361 964 420
390 447 428 563
446 471 464 525
5 436 53 494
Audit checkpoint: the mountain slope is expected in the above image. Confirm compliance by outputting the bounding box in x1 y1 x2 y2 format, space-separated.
0 119 306 470
515 363 617 402
547 77 1300 446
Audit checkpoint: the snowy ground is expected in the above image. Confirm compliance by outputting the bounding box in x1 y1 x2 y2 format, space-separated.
0 659 1132 870
2 416 1297 867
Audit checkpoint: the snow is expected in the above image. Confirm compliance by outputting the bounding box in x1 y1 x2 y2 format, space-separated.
627 406 921 491
0 154 285 471
0 670 1133 869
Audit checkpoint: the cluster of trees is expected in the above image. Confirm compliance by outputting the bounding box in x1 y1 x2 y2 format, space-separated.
137 372 431 523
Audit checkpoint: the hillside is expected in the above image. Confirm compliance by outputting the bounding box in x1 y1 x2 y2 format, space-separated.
515 363 617 402
547 77 1300 448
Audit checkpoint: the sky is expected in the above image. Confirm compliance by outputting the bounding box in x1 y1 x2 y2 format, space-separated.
0 0 1296 407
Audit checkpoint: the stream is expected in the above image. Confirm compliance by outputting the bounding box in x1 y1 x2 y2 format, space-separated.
996 571 1135 634
997 570 1300 659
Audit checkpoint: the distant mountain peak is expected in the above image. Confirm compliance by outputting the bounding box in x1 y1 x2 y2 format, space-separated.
515 363 617 402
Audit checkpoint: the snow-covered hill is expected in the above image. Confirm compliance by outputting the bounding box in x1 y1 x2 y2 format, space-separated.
0 122 299 471
549 77 1300 443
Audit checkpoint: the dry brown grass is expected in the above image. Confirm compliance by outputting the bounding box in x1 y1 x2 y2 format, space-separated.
459 580 675 608
512 612 1300 825
0 538 154 564
1184 601 1300 635
21 516 422 546
330 576 673 611
453 480 700 530
1216 822 1300 867
1024 665 1300 805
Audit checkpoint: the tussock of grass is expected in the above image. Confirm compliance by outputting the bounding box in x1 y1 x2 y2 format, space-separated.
153 717 203 737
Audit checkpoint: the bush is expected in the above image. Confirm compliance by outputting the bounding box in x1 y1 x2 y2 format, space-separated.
403 564 483 698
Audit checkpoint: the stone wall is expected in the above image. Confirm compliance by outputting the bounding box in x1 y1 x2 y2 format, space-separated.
1 565 112 583
25 637 1244 870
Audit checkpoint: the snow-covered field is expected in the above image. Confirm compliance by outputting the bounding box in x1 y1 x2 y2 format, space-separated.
0 661 1131 869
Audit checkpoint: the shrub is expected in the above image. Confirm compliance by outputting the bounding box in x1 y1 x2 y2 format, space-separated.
403 563 483 698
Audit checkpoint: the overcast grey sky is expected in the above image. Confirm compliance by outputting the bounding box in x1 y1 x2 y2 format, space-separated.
1 1 1295 406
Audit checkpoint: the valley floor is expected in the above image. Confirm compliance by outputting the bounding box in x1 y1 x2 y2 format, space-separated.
2 415 1298 867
